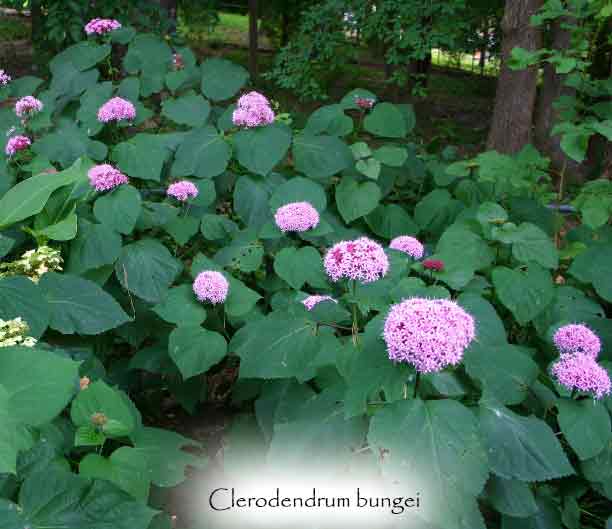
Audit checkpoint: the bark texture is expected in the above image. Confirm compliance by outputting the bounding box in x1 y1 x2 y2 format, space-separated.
487 0 543 154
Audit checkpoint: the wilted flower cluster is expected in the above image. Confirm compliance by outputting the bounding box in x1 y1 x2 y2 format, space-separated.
324 237 389 284
423 259 444 271
232 91 275 128
172 52 184 70
0 69 11 86
551 353 610 400
80 376 91 390
167 181 199 202
274 202 320 233
355 96 375 110
0 245 63 282
97 97 136 123
193 271 229 304
389 236 424 260
88 164 129 191
383 297 476 373
84 18 122 35
553 323 601 358
0 317 37 348
15 96 43 118
302 295 337 311
5 135 31 156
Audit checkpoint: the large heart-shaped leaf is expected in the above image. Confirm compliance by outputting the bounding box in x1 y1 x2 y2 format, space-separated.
171 126 231 179
233 124 291 176
293 134 352 180
168 325 227 379
201 58 248 101
335 176 381 223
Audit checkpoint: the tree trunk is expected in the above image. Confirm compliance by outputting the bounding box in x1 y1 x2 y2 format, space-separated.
487 0 543 154
160 0 177 34
534 17 580 174
248 0 258 80
479 22 489 76
280 11 290 47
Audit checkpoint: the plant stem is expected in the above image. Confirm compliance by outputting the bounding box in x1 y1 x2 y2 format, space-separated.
351 280 359 345
414 372 421 398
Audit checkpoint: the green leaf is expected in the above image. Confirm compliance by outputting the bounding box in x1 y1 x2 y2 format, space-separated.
67 220 122 275
233 124 292 176
39 273 130 335
457 293 507 346
93 185 142 235
71 380 140 438
501 498 563 529
0 276 49 339
130 427 206 487
80 447 150 500
304 104 353 136
477 202 508 226
171 126 231 179
557 399 611 460
168 326 227 379
76 82 114 137
568 244 612 302
161 91 211 127
293 133 353 180
233 175 273 229
0 346 79 427
33 119 106 168
231 313 320 380
464 344 539 405
485 476 539 518
112 134 174 182
273 246 327 290
560 131 590 163
123 34 172 96
269 176 327 213
479 401 574 481
0 468 157 529
0 158 88 228
164 215 200 246
365 204 418 239
75 425 106 447
201 58 249 101
213 230 264 273
363 102 407 138
373 145 408 167
115 239 182 303
201 214 238 240
368 398 488 529
335 175 381 223
492 265 554 324
153 284 207 326
355 157 381 179
36 211 78 241
510 223 559 269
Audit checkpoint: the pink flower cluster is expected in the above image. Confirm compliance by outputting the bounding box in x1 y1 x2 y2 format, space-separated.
0 69 10 86
232 91 275 128
167 181 199 202
423 259 444 271
193 271 229 304
389 236 424 260
274 202 320 233
84 18 122 35
172 53 184 70
88 164 129 192
553 323 601 358
97 97 136 123
355 97 375 110
383 297 476 373
551 353 610 400
324 237 389 284
15 96 43 118
5 135 31 156
302 295 337 311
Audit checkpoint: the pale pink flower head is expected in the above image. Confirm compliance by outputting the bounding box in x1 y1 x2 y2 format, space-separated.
274 202 320 233
302 295 337 311
15 96 43 118
167 181 199 202
324 237 389 284
389 236 424 260
0 69 11 86
84 18 122 35
5 135 31 156
553 323 601 358
383 297 476 373
355 96 375 110
232 91 275 128
551 353 611 400
193 271 229 304
88 164 128 192
97 97 136 123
